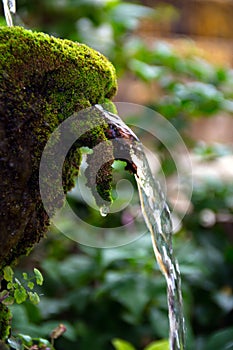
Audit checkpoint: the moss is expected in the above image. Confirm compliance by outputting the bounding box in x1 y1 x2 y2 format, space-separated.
0 26 117 270
0 304 11 340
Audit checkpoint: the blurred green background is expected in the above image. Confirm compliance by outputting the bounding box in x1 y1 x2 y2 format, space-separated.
1 1 233 349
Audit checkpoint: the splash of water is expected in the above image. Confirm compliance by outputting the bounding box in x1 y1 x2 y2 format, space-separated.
96 105 186 350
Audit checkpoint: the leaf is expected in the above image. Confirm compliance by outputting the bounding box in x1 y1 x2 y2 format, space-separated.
144 339 169 350
28 291 40 305
109 275 151 319
7 282 14 289
14 287 27 304
112 338 136 350
3 266 14 282
17 334 32 346
2 295 15 306
129 59 163 81
22 272 28 280
111 3 153 28
34 268 43 285
205 326 233 350
27 281 34 290
0 290 9 302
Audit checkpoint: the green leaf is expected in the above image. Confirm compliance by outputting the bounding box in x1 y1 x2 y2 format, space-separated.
0 289 9 300
129 59 163 81
14 287 27 304
112 338 136 350
34 268 43 285
205 326 233 350
22 272 28 280
33 338 51 347
2 295 15 306
3 266 14 282
27 281 34 290
17 334 32 346
144 339 169 350
28 291 40 305
7 282 14 289
109 275 151 319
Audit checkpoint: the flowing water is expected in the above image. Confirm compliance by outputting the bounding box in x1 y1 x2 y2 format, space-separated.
2 0 16 27
96 105 186 350
131 144 186 350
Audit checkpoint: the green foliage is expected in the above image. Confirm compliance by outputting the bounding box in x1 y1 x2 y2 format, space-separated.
126 41 233 127
144 340 169 350
1 267 43 306
8 237 170 349
8 333 56 350
112 338 169 350
6 324 66 349
3 267 14 283
10 220 233 350
33 269 44 286
112 338 136 350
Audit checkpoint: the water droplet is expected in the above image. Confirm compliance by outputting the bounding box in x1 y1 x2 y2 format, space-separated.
99 205 110 217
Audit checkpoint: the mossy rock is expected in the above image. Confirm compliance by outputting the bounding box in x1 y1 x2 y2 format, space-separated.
0 26 117 270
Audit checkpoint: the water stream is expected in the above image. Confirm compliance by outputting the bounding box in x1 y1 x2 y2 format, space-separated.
131 144 186 350
96 105 186 350
2 0 16 27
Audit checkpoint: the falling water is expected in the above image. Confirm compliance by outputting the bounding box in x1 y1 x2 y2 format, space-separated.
131 144 186 350
96 105 186 350
2 0 16 27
